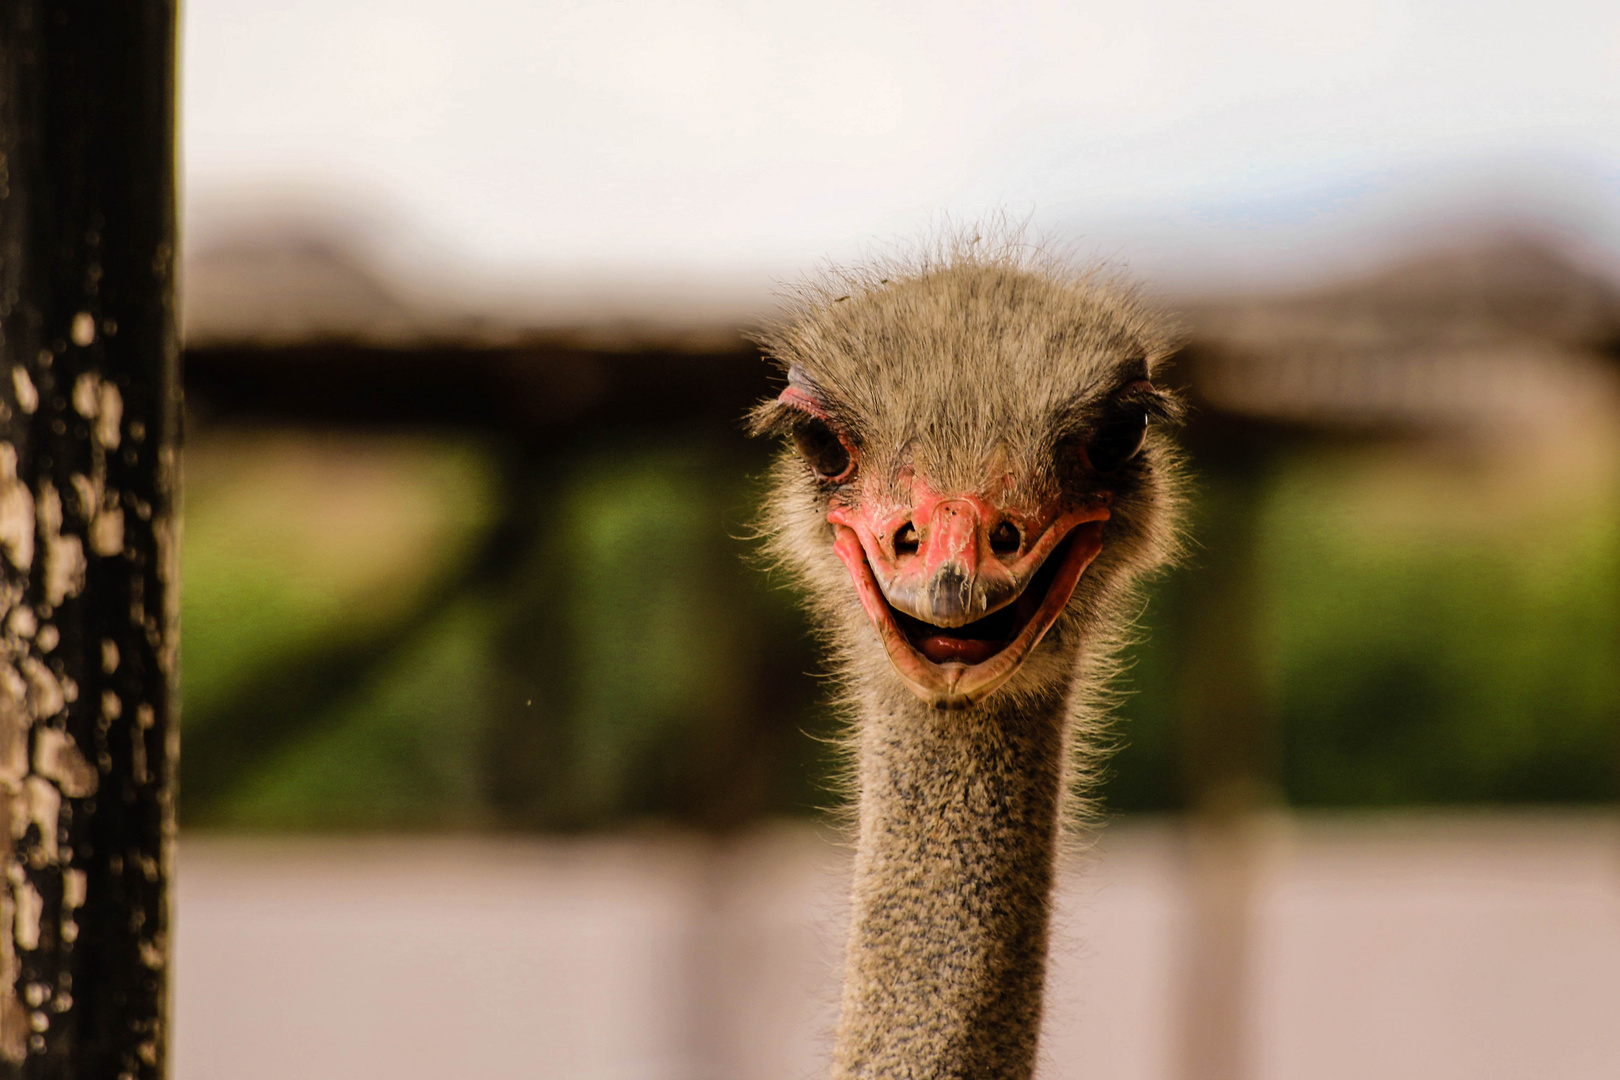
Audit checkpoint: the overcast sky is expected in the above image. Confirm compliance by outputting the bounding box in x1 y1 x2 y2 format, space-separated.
183 0 1620 297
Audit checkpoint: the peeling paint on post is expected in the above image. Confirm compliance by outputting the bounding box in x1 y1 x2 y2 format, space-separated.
0 2 178 1077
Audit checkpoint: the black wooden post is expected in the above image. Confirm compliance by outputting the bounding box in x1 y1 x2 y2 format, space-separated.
0 2 178 1076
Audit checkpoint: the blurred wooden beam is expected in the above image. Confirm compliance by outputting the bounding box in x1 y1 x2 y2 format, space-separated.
184 337 769 446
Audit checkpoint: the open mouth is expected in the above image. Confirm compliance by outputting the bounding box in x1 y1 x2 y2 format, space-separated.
831 514 1108 709
891 533 1076 666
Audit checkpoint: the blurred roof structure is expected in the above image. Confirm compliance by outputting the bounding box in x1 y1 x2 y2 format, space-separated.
1180 239 1620 431
184 229 439 347
183 222 769 355
182 229 1620 436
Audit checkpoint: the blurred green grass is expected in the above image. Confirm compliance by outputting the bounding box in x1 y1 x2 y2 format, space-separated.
1265 440 1620 805
1107 432 1620 811
182 431 499 725
180 426 1620 829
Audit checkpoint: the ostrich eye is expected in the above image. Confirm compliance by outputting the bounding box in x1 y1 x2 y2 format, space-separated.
1086 407 1149 473
792 418 853 481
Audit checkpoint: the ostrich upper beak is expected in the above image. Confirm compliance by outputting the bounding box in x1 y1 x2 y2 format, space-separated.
828 488 1109 708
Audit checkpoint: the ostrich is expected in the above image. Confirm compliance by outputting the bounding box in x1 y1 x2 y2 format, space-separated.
751 239 1183 1079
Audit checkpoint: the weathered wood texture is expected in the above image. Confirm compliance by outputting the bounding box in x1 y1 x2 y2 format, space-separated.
0 2 178 1076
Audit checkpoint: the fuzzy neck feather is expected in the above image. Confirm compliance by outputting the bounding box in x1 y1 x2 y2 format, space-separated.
832 683 1073 1080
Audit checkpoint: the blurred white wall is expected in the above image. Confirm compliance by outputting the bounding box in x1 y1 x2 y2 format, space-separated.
182 0 1620 303
173 816 1620 1080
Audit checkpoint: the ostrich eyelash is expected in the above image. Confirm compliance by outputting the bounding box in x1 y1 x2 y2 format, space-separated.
1119 380 1186 426
1049 379 1183 446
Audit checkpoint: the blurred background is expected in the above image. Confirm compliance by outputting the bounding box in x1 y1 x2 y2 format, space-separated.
172 1 1620 1078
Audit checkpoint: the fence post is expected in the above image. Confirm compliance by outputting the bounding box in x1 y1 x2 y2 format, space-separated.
1172 428 1281 1080
0 2 179 1076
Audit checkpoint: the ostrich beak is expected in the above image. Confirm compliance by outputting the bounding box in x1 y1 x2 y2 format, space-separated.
828 491 1110 708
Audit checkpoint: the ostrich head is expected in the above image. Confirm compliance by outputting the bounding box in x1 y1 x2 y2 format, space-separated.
752 246 1182 712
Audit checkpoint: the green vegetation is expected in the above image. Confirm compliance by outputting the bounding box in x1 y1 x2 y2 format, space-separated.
180 429 829 830
180 426 1620 830
1265 443 1620 805
1107 436 1620 810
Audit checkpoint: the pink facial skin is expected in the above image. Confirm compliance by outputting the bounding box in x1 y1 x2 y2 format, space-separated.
776 385 1113 708
828 476 1111 709
829 482 1103 629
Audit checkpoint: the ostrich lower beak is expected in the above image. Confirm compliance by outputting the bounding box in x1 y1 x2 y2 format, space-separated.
829 504 1109 709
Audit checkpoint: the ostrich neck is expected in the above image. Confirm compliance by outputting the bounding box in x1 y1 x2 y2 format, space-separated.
832 685 1072 1080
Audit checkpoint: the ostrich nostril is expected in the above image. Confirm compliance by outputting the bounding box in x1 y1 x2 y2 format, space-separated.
989 520 1021 557
894 522 920 556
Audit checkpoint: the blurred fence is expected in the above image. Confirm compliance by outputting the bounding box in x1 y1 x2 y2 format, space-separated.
178 230 1620 832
